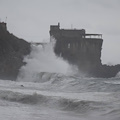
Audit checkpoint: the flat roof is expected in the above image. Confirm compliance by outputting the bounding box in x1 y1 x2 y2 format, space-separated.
84 34 102 36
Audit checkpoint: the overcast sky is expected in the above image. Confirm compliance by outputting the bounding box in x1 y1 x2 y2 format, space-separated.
0 0 120 64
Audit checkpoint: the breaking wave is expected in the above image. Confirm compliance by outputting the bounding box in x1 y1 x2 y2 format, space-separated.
0 88 120 119
0 89 110 114
16 41 120 93
17 70 120 93
17 41 81 82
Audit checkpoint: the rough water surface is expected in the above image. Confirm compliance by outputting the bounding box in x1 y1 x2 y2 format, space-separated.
0 43 120 120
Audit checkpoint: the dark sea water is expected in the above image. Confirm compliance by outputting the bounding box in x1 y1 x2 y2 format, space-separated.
0 43 120 120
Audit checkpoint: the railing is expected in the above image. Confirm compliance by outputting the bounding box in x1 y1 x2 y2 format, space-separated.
82 34 102 39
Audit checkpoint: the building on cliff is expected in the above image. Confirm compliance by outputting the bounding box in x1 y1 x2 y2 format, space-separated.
49 23 120 77
50 23 103 74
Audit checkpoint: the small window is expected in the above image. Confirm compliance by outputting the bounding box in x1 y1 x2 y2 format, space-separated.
68 43 70 48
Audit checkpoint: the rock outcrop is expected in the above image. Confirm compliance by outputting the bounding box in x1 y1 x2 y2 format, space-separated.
0 22 30 80
50 23 120 78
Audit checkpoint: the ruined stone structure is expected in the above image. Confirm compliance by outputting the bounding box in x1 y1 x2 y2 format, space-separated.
50 23 120 77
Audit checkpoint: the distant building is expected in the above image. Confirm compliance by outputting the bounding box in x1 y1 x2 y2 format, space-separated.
50 23 102 39
49 23 103 76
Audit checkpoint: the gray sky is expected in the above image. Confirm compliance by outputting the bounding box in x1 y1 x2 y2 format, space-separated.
0 0 120 64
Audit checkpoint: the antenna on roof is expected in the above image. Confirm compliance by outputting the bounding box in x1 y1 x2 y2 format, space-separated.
5 17 7 23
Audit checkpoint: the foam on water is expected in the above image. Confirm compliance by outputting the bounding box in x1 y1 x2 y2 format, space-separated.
0 79 120 120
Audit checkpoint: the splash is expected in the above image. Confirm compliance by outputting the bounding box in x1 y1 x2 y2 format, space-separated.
17 40 74 82
115 71 120 78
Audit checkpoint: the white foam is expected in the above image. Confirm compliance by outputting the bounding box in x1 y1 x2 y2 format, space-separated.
17 40 72 82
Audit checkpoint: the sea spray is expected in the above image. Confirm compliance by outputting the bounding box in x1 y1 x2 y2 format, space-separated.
17 40 76 82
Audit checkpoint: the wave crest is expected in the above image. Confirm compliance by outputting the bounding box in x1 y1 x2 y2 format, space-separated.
0 90 107 114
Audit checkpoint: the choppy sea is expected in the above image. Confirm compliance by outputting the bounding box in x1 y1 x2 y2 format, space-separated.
0 42 120 120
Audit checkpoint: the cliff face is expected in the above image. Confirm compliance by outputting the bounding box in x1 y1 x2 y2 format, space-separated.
0 23 30 80
50 24 120 78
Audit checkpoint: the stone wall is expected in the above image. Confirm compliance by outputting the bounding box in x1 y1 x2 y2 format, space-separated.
54 36 103 74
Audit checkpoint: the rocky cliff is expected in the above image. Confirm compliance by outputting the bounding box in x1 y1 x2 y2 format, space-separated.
0 22 30 80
